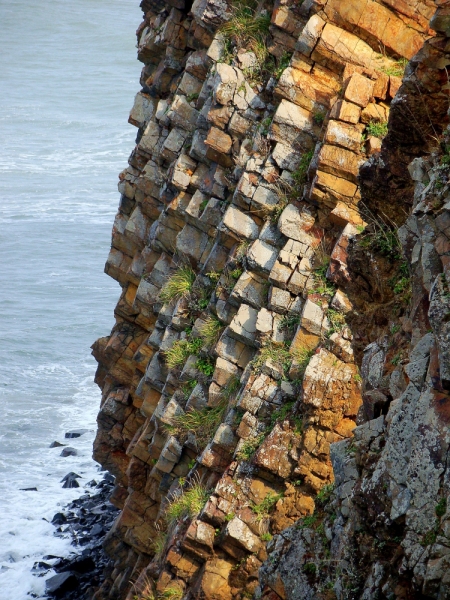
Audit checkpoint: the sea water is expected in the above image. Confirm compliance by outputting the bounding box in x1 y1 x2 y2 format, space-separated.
0 1 141 597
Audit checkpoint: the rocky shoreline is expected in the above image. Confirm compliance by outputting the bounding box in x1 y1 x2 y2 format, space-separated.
32 474 118 600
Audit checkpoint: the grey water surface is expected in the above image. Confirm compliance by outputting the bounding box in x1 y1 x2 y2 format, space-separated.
0 1 140 597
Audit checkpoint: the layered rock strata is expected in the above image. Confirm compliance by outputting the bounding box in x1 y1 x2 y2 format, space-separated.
90 0 449 598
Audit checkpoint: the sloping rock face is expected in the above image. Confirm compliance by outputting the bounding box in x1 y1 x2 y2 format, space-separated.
90 0 450 599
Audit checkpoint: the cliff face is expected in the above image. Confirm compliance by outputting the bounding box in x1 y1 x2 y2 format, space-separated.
91 0 450 598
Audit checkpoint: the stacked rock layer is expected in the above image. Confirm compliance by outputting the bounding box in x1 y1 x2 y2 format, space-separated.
91 0 450 598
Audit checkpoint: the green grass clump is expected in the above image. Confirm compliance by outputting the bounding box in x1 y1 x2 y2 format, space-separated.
436 498 447 518
291 346 315 376
380 57 408 77
292 149 314 189
251 492 283 520
196 356 215 376
220 1 271 65
260 532 273 542
316 483 335 506
236 432 265 461
252 340 293 378
164 400 227 449
326 309 346 335
150 530 168 559
164 338 203 369
165 481 210 526
159 585 184 600
366 120 388 139
159 266 196 304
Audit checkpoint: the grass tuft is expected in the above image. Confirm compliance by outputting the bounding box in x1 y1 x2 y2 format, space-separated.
366 120 388 139
199 314 225 348
159 266 196 304
220 1 271 65
164 338 203 369
164 400 227 449
165 480 210 526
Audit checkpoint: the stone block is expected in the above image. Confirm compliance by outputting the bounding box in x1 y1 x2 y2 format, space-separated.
301 299 324 336
329 99 361 124
247 239 279 273
213 63 242 105
324 120 363 152
272 142 301 171
317 144 363 184
171 153 197 190
269 100 317 150
295 14 326 57
213 357 240 387
129 92 157 128
230 271 268 309
216 333 255 368
344 73 374 108
224 517 262 553
268 287 292 314
278 203 315 244
228 304 258 346
361 102 388 124
330 202 365 227
205 126 232 154
167 95 200 132
256 308 274 335
222 205 260 240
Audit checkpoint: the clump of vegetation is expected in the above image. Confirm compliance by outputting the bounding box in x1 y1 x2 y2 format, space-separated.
326 308 346 335
251 339 293 378
221 376 241 402
380 57 408 77
181 379 197 399
278 313 300 335
291 346 315 377
164 399 227 449
219 0 271 65
198 314 225 348
260 532 273 542
436 498 447 518
313 111 326 126
292 149 314 189
316 483 335 506
236 432 265 461
159 585 184 600
251 492 283 520
150 529 168 560
366 120 388 139
303 562 317 576
235 239 250 263
164 338 203 369
196 356 215 376
165 479 210 526
159 266 196 304
273 51 292 80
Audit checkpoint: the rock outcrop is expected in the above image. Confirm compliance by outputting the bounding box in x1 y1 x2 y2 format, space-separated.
90 0 450 598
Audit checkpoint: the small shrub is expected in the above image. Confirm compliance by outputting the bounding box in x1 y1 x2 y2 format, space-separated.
225 512 235 522
199 314 225 347
261 532 273 542
278 313 300 333
186 92 199 103
298 514 318 529
159 266 196 304
206 270 222 283
366 120 388 139
165 480 210 526
164 338 203 369
181 379 197 399
291 346 315 377
230 267 243 280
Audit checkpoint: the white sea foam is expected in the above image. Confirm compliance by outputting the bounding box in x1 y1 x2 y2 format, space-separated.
0 0 141 597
